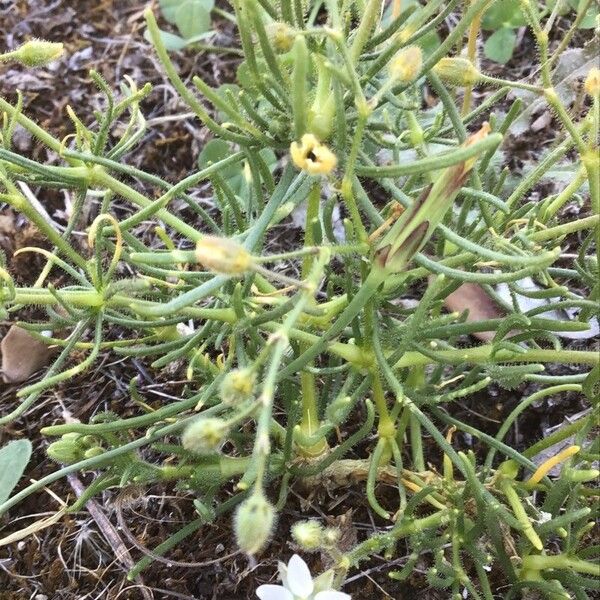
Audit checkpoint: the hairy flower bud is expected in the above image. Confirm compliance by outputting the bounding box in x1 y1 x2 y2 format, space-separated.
10 39 64 67
266 22 296 53
47 434 85 464
219 368 256 405
182 417 228 454
322 526 341 546
234 492 276 554
83 446 105 459
565 468 600 483
195 236 253 275
291 520 323 551
389 46 422 83
433 57 481 86
584 67 600 97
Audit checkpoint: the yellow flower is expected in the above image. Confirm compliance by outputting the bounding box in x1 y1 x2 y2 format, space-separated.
266 21 296 54
290 134 337 175
584 67 600 97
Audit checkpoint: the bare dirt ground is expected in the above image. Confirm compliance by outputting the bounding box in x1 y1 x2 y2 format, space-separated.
0 1 597 599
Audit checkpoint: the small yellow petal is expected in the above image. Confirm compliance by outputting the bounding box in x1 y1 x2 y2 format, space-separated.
289 134 337 175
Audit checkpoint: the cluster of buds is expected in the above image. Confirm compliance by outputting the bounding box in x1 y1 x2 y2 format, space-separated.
291 520 342 553
46 433 104 464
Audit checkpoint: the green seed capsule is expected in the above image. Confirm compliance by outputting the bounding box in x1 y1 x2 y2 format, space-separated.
234 492 276 554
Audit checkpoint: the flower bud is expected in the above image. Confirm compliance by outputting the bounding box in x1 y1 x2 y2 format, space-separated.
195 236 253 275
291 520 323 551
83 446 105 459
10 39 64 67
182 417 228 454
565 468 600 483
47 437 84 464
290 134 337 175
322 527 341 546
219 368 256 406
389 46 422 83
266 22 296 53
433 57 481 86
584 67 600 97
497 459 519 479
234 492 276 554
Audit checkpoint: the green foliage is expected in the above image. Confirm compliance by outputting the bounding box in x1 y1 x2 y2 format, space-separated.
147 0 216 50
482 0 598 63
0 440 32 504
0 0 598 597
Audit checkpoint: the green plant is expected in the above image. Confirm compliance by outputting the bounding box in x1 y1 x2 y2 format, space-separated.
482 0 598 63
149 0 243 53
0 0 598 598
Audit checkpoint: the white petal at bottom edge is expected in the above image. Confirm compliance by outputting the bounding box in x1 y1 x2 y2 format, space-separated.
256 584 294 600
286 554 314 597
315 592 352 600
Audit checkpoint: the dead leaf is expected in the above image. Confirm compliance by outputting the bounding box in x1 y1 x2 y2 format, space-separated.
0 508 67 546
444 283 503 342
1 325 54 383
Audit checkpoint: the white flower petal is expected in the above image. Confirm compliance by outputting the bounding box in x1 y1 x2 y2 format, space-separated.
314 592 352 600
256 584 294 600
278 561 289 590
286 554 314 597
313 569 335 593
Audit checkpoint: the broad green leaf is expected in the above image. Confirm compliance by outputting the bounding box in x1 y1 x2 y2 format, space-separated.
419 30 442 59
482 0 527 30
198 139 240 180
568 0 599 28
484 27 517 64
159 0 182 24
0 439 32 505
175 0 212 39
144 27 188 51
